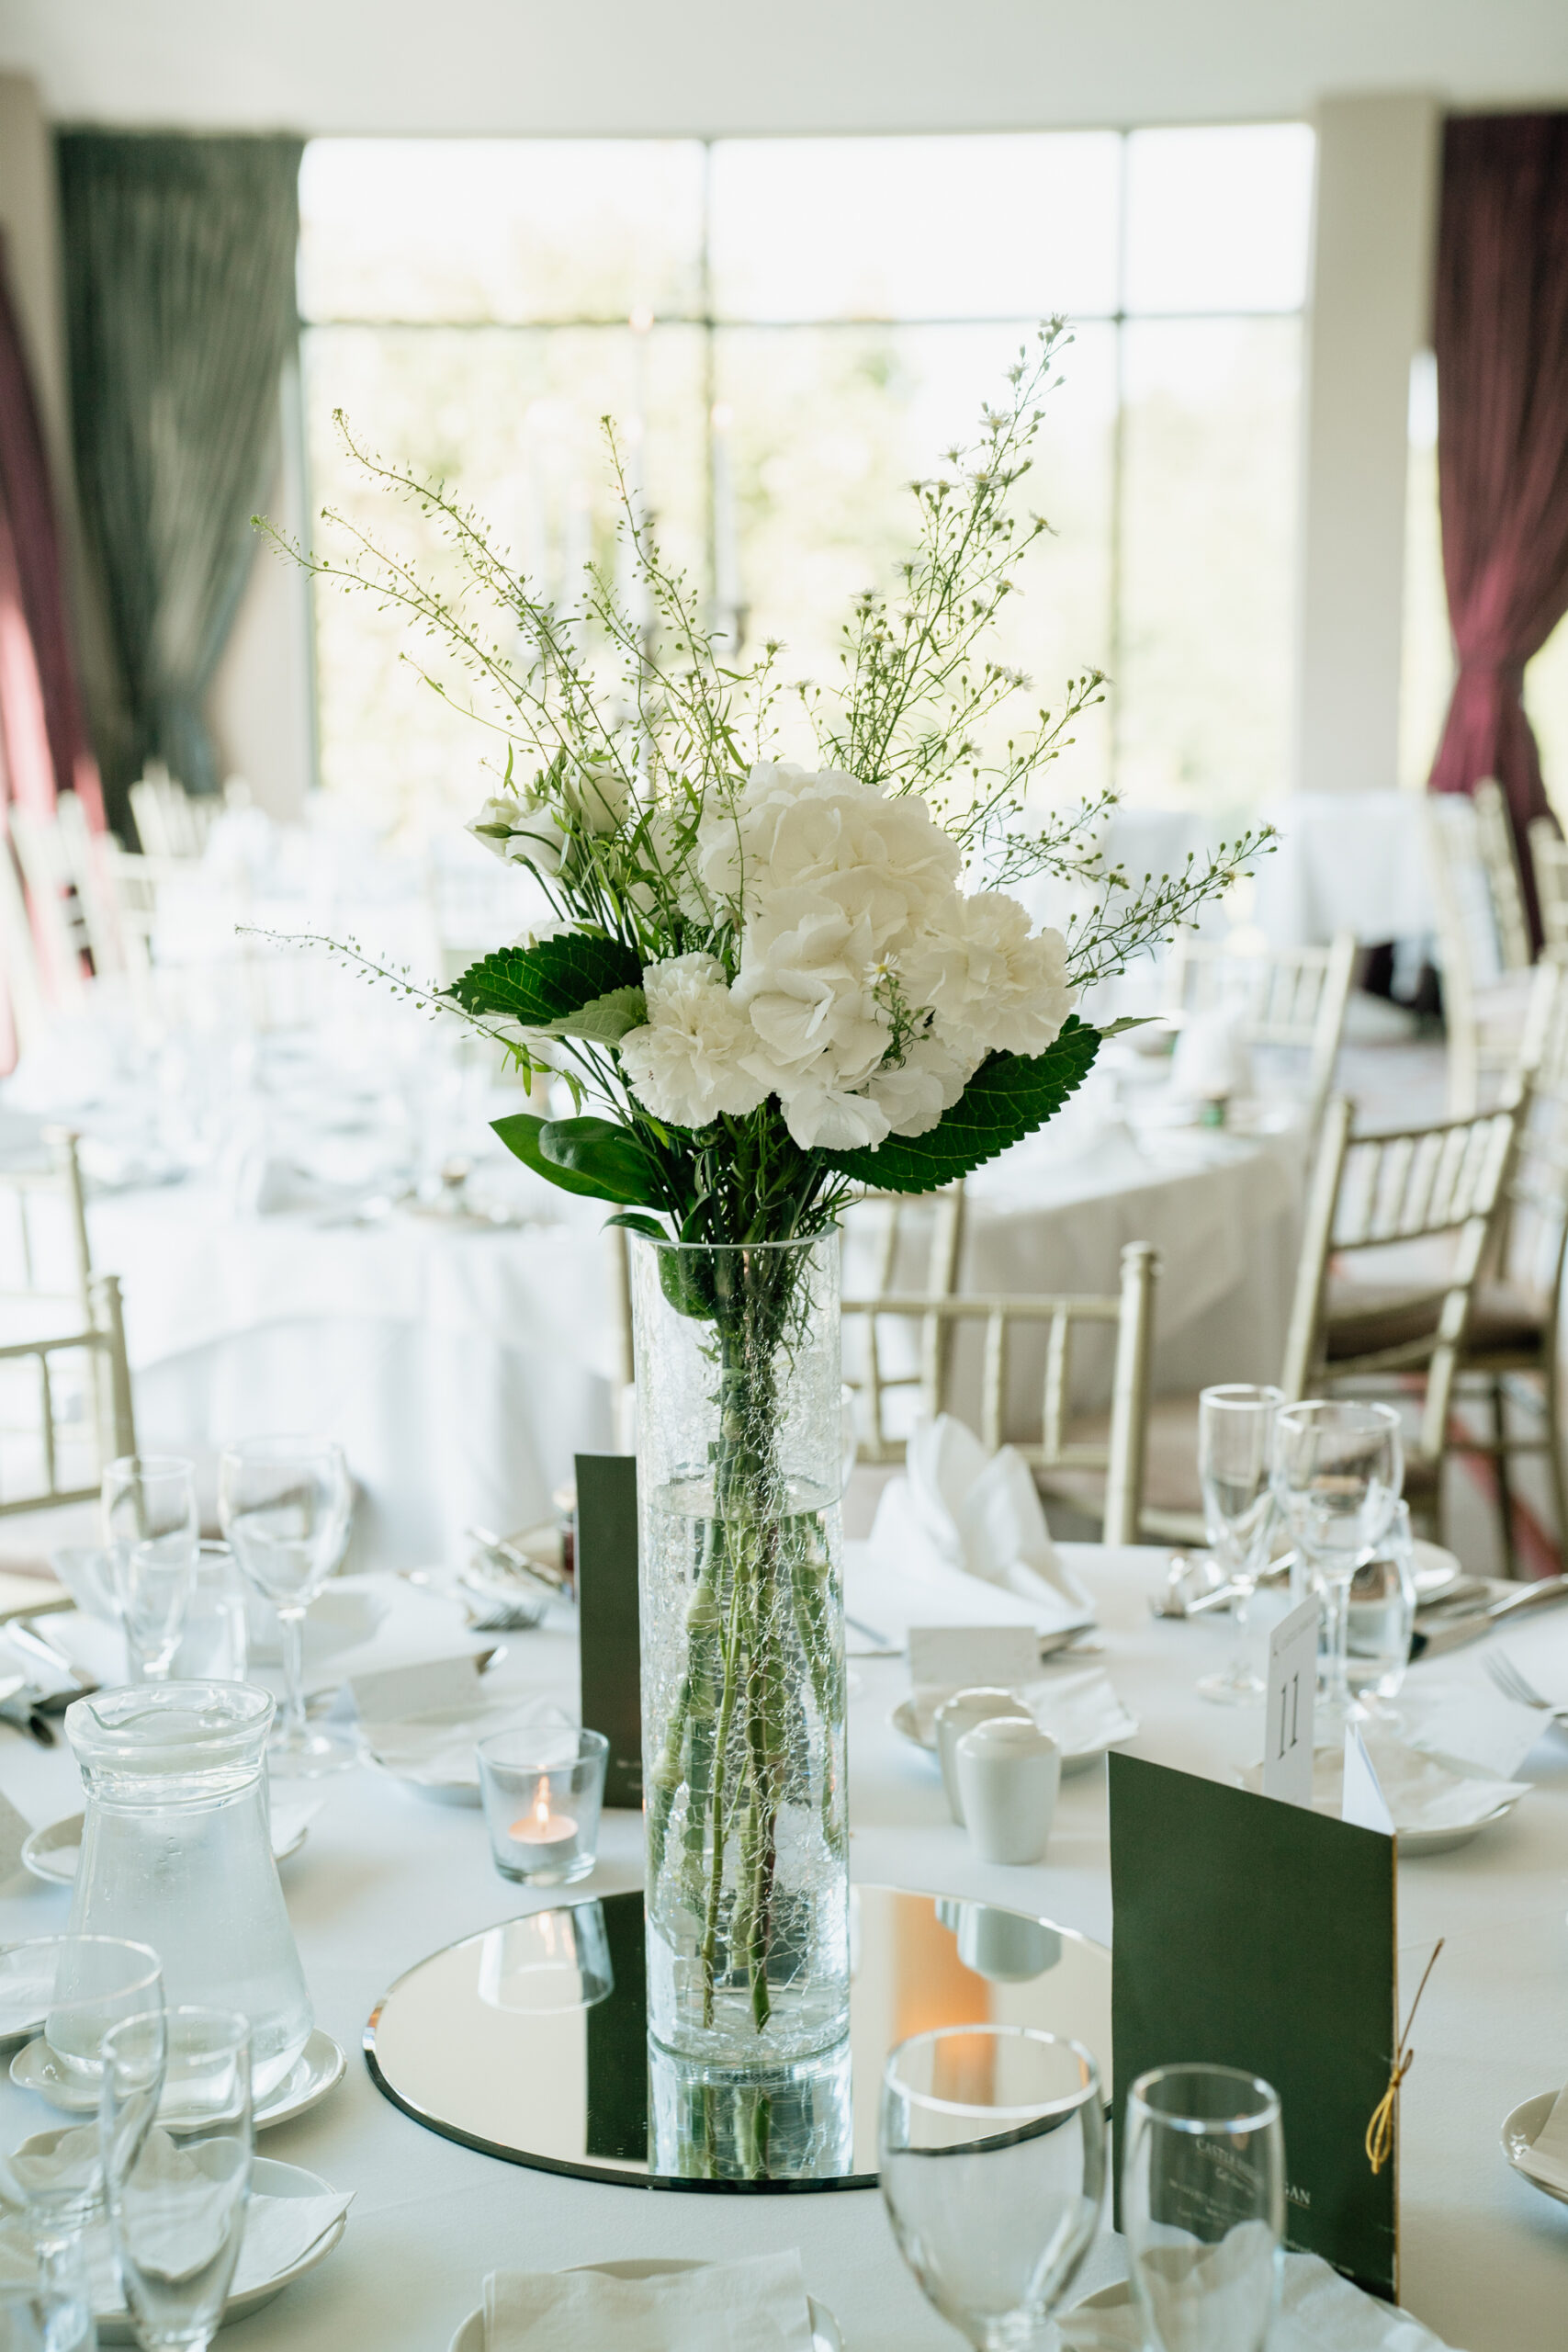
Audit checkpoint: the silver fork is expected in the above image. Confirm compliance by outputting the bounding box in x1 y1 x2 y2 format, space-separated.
1484 1649 1568 1720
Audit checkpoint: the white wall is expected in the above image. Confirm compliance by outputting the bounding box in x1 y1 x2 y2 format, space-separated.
207 357 315 820
3 0 1567 135
1294 93 1440 797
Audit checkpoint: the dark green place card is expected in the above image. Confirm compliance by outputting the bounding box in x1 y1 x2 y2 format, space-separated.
575 1453 642 1810
1109 1752 1398 2301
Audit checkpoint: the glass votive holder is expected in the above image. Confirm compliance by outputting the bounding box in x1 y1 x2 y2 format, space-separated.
477 1726 608 1886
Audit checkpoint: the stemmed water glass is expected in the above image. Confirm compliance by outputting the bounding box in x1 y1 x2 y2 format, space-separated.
1272 1400 1404 1729
102 1456 199 1682
100 2006 254 2352
218 1436 354 1777
1196 1385 1282 1705
1122 2064 1284 2352
879 2025 1105 2346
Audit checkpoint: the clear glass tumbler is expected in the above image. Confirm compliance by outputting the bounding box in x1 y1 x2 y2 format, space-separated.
880 2024 1105 2347
1122 2063 1284 2352
102 1455 199 1682
476 1726 608 1885
100 2006 254 2352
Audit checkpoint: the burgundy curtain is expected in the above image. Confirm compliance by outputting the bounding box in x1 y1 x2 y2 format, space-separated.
1428 112 1568 927
0 235 103 832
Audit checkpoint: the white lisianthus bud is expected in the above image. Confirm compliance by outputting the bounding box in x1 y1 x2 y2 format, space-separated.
617 953 772 1129
466 789 568 877
563 763 634 836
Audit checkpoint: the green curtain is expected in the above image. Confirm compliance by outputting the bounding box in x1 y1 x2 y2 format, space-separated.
58 132 303 827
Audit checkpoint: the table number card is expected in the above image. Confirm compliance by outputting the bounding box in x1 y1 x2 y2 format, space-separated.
1263 1596 1318 1807
1110 1752 1399 2301
576 1453 643 1810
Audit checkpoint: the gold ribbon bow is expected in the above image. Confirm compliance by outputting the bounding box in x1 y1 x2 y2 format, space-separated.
1365 1939 1444 2177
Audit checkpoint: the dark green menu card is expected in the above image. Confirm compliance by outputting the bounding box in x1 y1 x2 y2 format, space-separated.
575 1453 642 1809
1109 1752 1398 2301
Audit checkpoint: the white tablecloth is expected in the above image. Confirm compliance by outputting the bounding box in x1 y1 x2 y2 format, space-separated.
0 1549 1558 2351
1252 793 1438 948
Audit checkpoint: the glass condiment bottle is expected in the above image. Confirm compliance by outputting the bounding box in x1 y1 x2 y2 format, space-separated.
63 1681 312 2099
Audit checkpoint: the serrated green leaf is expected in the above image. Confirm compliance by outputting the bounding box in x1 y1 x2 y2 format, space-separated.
539 1116 662 1207
449 936 642 1027
492 1113 625 1201
1098 1014 1162 1038
536 985 647 1045
818 1016 1100 1193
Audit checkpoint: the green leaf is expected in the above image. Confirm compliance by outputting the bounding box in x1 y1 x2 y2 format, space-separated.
535 985 646 1045
1098 1014 1162 1038
818 1016 1101 1193
604 1211 669 1241
449 936 642 1028
491 1113 627 1202
540 1116 662 1207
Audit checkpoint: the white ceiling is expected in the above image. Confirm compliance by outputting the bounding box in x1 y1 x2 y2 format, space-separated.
4 0 1566 137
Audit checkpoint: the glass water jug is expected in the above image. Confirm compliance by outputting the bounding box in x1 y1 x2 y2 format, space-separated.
63 1681 312 2099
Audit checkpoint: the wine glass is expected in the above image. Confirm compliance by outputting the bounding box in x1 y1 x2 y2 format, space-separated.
102 1456 199 1682
879 2025 1104 2346
1196 1385 1282 1705
217 1437 354 1777
1122 2064 1284 2352
0 1936 164 2248
0 2219 93 2351
100 2007 254 2352
1273 1400 1403 1728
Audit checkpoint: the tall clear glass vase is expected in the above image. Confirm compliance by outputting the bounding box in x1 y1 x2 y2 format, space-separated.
629 1232 849 2069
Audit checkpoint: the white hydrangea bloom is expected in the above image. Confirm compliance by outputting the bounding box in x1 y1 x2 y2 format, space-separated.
903 893 1076 1061
863 1030 981 1138
618 954 771 1128
698 762 961 954
773 1071 892 1154
731 891 889 1087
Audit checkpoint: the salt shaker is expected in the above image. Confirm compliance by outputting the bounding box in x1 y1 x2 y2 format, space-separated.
934 1688 1032 1824
955 1715 1062 1864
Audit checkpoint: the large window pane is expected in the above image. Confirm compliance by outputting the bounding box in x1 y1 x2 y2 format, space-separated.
299 141 705 323
1116 318 1301 811
1124 126 1314 315
305 323 706 828
710 134 1122 322
713 322 1114 799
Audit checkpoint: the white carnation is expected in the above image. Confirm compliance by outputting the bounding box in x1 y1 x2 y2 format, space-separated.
904 894 1075 1060
617 953 770 1129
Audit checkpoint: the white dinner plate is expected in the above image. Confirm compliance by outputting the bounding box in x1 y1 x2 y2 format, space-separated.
446 2259 841 2352
93 2156 347 2338
22 1804 313 1887
891 1674 1139 1776
1411 1538 1465 1600
1501 2089 1568 2209
11 2027 345 2127
1237 1760 1521 1856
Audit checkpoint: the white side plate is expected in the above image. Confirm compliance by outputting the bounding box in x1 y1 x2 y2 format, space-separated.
12 2028 345 2128
1501 2089 1568 2209
22 1807 312 1887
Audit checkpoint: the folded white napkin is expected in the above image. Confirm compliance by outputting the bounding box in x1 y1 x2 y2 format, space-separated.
1398 1680 1546 1781
1288 1736 1529 1835
484 2253 815 2351
1514 2083 1568 2196
863 1417 1092 1641
1168 1004 1254 1103
19 2168 354 2313
1056 2248 1460 2348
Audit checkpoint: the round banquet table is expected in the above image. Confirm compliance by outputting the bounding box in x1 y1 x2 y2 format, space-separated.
80 1109 1303 1571
0 1545 1562 2351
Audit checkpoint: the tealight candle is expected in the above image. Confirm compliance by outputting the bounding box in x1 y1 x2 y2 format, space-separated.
510 1777 578 1848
